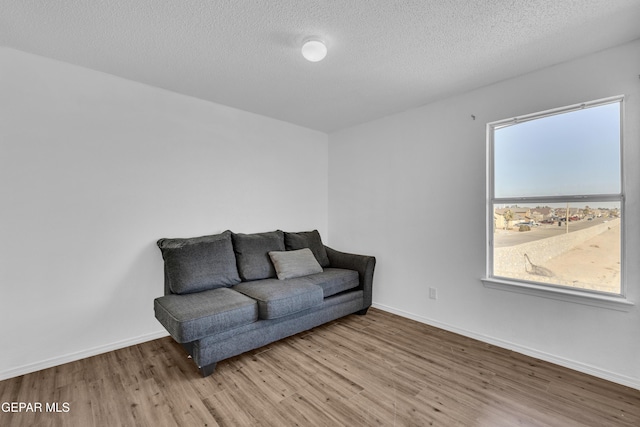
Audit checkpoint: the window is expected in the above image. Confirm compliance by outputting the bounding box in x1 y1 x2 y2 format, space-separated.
486 96 624 298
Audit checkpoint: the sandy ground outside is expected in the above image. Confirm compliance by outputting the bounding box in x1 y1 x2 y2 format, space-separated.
540 222 621 293
502 222 621 293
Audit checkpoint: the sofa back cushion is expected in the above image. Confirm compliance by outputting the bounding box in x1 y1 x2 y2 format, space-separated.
284 230 330 267
232 230 285 281
157 230 241 295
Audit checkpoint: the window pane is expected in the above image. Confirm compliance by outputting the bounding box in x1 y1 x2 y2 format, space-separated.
492 202 621 294
494 102 621 198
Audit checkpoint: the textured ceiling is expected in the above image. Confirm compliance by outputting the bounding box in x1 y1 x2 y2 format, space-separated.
2 0 640 132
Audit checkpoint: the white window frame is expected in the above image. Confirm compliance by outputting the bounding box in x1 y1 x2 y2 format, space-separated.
482 95 633 311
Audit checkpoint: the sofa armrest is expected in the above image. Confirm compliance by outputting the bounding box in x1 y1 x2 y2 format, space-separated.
325 246 376 309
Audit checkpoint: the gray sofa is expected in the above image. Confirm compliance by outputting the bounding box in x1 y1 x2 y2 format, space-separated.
153 229 376 376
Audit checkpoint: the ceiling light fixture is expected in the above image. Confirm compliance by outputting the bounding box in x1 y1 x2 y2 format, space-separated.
301 39 327 62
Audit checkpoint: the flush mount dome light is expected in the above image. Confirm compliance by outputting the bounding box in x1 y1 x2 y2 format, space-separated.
301 39 327 62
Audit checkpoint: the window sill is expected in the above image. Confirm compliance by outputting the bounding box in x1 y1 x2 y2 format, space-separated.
481 277 634 312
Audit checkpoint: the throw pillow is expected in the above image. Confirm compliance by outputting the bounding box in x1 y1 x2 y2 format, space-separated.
284 230 330 267
269 248 323 280
232 230 285 281
157 230 241 294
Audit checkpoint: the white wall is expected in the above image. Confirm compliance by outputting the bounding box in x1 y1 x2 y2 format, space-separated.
0 48 328 379
328 39 640 388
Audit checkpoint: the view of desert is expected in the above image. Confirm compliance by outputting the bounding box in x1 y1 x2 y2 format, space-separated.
493 212 621 294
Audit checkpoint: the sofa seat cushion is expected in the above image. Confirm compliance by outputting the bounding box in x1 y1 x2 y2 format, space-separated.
154 288 258 343
232 279 323 320
304 268 360 298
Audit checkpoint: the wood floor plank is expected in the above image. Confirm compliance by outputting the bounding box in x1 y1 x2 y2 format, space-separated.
202 390 253 427
345 389 402 426
1 308 639 426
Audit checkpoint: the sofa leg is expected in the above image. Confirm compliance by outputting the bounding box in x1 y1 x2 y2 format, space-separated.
181 342 194 357
199 363 217 377
355 307 369 316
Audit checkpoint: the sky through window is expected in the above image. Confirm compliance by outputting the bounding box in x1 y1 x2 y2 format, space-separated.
494 102 621 198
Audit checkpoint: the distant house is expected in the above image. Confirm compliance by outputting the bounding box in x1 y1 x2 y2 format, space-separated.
531 206 555 222
555 207 583 220
495 207 531 229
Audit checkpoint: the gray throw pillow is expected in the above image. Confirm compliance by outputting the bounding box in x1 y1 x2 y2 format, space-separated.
157 230 241 294
269 248 323 280
284 230 330 267
232 231 285 281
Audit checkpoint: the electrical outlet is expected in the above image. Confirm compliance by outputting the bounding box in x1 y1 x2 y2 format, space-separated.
429 287 438 300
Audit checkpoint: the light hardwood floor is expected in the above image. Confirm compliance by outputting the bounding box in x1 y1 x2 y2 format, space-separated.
1 308 639 426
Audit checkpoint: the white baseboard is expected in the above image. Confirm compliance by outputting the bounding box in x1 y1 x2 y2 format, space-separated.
0 330 170 381
372 302 640 391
